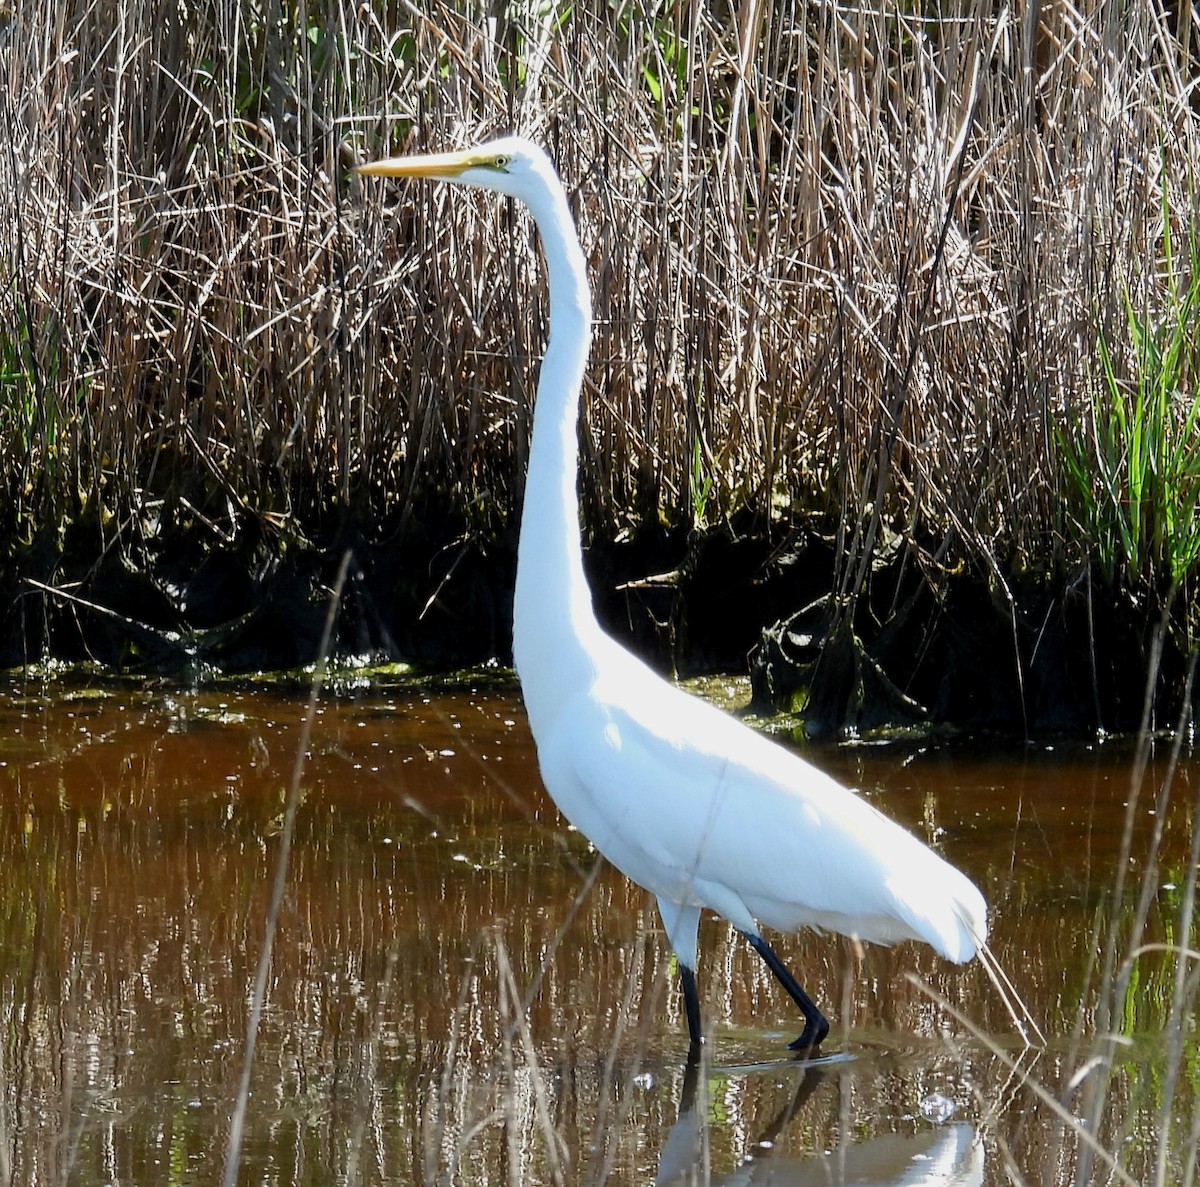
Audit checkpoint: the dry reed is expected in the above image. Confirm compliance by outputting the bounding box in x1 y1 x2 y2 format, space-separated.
2 2 1198 616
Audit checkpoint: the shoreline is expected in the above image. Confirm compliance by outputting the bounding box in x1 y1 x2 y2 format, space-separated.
5 515 1191 738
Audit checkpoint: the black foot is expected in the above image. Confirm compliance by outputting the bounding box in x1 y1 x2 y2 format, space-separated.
787 1016 830 1054
741 931 830 1052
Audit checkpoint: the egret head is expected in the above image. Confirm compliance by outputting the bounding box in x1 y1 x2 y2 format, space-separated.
355 135 551 202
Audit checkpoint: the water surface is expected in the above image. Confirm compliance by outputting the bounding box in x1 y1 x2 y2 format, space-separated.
0 671 1195 1184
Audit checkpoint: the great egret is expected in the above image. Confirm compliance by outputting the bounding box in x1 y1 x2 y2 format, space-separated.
358 137 988 1053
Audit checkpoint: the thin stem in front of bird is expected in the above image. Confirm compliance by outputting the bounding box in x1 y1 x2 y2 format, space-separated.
220 549 352 1187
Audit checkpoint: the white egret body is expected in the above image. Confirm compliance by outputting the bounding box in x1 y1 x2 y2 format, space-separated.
358 138 988 1051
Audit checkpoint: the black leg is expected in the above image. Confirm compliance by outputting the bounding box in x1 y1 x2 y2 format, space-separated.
740 931 830 1053
679 963 705 1052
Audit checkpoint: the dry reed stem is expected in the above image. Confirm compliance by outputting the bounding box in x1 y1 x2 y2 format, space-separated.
220 548 351 1187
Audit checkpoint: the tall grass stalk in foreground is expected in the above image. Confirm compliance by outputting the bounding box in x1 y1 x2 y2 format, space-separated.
1070 649 1200 1187
220 550 350 1187
934 640 1200 1185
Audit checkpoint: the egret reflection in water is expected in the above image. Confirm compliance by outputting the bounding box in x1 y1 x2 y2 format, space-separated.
656 1063 983 1187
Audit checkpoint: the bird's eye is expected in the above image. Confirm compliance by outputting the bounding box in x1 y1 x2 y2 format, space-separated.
493 154 511 170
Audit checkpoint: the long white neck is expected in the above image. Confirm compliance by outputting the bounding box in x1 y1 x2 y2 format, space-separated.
510 170 604 735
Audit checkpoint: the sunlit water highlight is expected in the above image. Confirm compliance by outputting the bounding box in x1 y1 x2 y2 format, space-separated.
0 671 1195 1184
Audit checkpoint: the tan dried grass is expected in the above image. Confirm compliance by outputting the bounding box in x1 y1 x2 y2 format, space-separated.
1 0 1197 590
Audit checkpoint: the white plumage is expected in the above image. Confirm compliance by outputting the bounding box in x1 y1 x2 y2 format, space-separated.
359 136 987 1051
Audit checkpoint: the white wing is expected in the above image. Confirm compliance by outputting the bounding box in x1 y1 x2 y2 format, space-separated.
534 643 986 961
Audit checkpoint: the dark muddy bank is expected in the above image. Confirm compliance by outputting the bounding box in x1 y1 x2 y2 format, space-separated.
4 511 1190 738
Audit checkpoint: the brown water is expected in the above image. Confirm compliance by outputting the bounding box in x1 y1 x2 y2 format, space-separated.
0 670 1196 1185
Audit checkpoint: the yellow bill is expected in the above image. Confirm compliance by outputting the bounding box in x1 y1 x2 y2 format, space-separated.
356 148 491 181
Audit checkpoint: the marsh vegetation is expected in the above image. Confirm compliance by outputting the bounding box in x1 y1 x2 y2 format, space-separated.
0 1 1197 731
3 8 1200 1182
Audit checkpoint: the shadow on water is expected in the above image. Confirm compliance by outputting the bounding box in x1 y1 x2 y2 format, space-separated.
0 670 1196 1183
